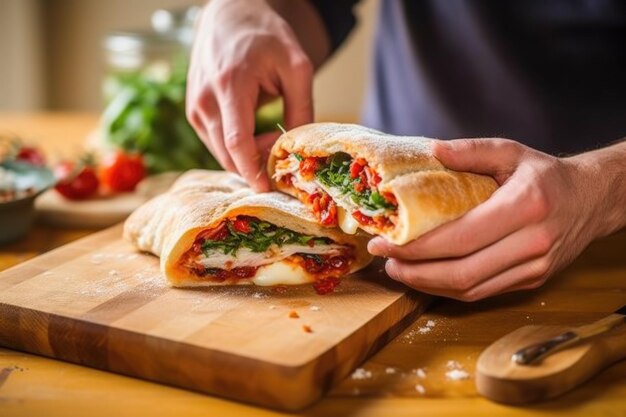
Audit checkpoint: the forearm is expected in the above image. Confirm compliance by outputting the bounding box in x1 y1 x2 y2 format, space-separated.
267 0 331 69
570 139 626 237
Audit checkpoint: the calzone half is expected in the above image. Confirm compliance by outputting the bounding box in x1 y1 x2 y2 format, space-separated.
124 170 372 293
268 123 498 245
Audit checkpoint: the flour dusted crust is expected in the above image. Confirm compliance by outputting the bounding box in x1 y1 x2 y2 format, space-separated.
268 123 498 245
124 170 372 287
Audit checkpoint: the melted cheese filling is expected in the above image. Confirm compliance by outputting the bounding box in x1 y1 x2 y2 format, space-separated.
251 261 313 286
337 206 359 235
273 154 390 231
195 243 345 269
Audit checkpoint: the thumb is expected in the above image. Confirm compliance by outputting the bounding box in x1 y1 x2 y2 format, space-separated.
432 138 525 176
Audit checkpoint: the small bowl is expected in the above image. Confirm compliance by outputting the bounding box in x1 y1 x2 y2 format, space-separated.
0 161 55 245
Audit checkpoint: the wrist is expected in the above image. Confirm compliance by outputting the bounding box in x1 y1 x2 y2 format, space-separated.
267 0 331 68
568 142 626 238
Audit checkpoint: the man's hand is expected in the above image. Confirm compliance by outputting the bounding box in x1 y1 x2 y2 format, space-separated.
368 138 621 301
186 0 327 191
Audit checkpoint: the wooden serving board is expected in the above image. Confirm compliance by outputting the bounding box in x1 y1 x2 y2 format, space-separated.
0 225 430 411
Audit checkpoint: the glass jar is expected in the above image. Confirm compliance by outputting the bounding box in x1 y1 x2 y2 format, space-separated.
99 7 220 174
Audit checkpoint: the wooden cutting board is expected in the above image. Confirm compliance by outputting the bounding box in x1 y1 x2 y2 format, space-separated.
0 225 430 411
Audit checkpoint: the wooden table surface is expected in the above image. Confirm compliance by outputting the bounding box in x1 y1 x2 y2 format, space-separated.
1 113 625 417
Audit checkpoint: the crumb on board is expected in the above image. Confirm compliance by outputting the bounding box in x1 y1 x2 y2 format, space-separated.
385 367 397 375
351 368 372 380
252 292 265 299
415 384 426 394
414 368 427 379
268 305 277 310
310 305 321 311
302 324 313 333
288 310 300 319
541 301 546 306
426 319 436 327
445 360 470 381
446 369 470 381
417 326 432 334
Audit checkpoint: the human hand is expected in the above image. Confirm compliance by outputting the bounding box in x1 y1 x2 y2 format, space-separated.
368 138 608 301
186 0 314 191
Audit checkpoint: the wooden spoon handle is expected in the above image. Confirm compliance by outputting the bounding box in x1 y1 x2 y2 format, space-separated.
512 313 625 365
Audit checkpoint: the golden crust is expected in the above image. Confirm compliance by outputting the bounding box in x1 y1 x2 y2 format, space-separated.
124 170 372 287
268 123 499 245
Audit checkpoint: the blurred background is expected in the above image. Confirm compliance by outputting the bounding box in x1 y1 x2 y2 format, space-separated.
0 0 377 120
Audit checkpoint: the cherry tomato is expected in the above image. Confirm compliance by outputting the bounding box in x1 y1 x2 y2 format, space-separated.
54 161 99 200
16 146 46 167
233 217 251 233
100 152 146 193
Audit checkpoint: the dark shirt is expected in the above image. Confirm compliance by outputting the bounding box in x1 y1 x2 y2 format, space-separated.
310 0 626 155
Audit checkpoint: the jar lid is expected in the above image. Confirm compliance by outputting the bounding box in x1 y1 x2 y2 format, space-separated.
103 28 192 55
152 6 200 33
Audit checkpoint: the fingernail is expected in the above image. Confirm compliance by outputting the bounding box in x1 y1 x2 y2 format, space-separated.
435 140 453 150
367 239 380 254
368 239 387 256
384 259 399 280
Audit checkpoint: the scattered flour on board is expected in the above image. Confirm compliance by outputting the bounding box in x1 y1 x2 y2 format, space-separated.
445 360 470 381
408 319 437 337
351 368 372 380
385 367 397 375
414 368 427 379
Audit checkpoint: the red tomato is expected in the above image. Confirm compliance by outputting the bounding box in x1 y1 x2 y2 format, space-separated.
371 172 382 187
100 152 146 192
382 191 398 206
197 224 229 242
233 217 251 233
320 199 337 226
299 157 320 180
353 172 367 193
54 162 100 200
16 146 46 167
352 210 374 225
349 158 366 179
312 277 341 295
328 256 348 269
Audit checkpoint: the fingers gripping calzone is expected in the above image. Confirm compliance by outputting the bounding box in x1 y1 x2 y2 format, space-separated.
124 170 372 293
268 123 498 245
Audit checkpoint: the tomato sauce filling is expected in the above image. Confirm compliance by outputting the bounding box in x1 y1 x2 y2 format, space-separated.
277 153 398 231
178 215 355 294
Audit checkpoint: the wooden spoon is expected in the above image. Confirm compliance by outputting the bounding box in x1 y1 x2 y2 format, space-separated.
476 307 626 404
